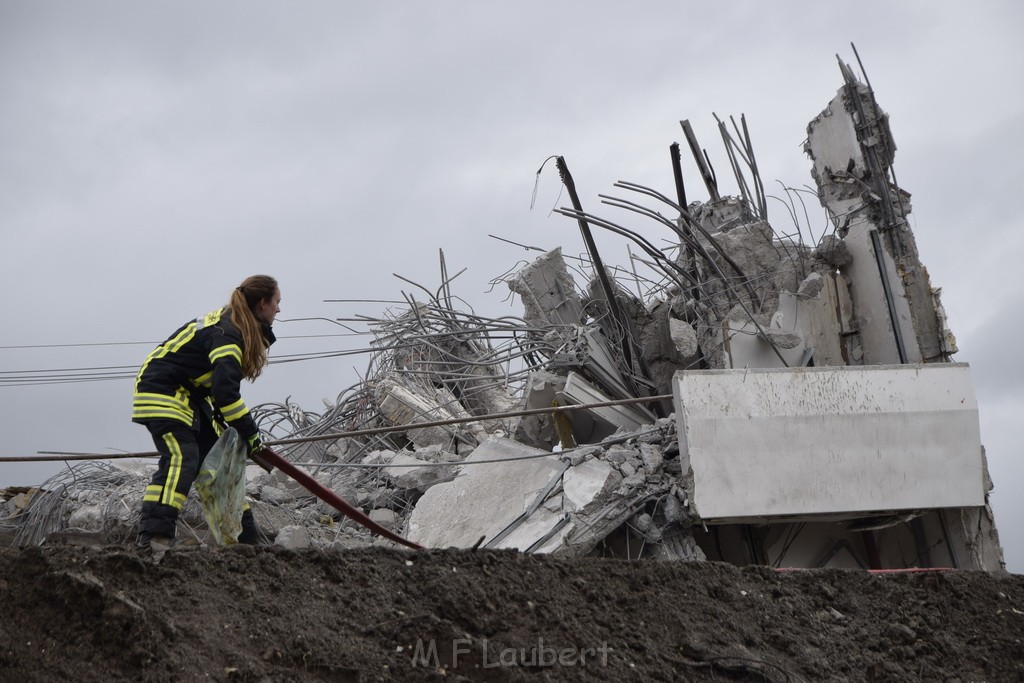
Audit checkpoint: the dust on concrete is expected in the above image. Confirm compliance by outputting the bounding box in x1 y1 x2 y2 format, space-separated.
1 545 1022 682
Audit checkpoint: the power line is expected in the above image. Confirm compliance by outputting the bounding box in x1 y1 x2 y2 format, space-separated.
0 348 374 388
19 394 675 462
0 332 362 351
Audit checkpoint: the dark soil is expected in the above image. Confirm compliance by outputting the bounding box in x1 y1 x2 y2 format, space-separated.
0 545 1021 682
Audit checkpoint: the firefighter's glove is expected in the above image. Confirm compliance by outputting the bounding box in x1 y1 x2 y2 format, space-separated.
246 433 264 458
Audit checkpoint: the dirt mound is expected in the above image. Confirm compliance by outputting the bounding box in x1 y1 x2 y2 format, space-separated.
0 545 1021 682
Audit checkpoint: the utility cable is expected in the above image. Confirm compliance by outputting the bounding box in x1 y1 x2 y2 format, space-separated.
17 392 675 462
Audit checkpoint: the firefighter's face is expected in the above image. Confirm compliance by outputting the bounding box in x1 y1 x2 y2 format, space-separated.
255 289 281 325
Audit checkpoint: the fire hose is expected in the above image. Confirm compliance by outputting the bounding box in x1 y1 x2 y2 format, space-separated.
250 446 423 551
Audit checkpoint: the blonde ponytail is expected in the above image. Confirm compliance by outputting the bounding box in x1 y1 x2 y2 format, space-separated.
226 275 277 381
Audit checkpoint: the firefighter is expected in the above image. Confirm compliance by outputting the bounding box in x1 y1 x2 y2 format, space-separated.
133 274 281 548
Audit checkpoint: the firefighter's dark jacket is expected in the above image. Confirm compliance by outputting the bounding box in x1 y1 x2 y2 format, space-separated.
132 307 275 440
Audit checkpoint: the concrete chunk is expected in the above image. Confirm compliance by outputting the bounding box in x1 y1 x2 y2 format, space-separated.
563 459 619 513
378 451 456 492
669 317 699 358
639 443 664 473
509 247 584 331
368 508 398 527
407 437 567 550
274 525 311 549
374 374 483 448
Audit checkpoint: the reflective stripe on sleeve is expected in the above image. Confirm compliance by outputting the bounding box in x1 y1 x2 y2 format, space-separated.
209 344 242 365
220 398 248 422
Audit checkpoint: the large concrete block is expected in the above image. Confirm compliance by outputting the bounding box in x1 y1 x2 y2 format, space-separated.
406 437 567 550
673 363 984 521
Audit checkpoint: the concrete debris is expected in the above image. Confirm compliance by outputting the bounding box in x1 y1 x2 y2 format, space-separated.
508 247 585 338
668 317 699 359
274 525 311 549
368 508 398 527
406 437 569 551
558 372 654 441
814 234 852 269
374 374 484 449
562 459 620 514
9 52 1002 571
67 506 104 532
364 450 458 492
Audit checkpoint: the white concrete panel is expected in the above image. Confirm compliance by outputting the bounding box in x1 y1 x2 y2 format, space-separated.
673 364 984 521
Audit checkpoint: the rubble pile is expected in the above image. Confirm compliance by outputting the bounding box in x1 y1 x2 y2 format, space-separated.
1 54 1003 573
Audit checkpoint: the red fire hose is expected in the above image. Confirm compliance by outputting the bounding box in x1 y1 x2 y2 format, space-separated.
253 447 423 551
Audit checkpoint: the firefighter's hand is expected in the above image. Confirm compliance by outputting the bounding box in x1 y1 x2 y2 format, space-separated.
246 433 264 458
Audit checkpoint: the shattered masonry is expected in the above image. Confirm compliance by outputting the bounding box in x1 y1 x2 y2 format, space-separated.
1 55 1004 571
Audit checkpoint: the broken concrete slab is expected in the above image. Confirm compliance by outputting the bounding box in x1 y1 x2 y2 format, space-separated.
557 372 655 443
406 437 567 550
722 317 805 369
805 82 925 366
374 374 485 448
550 327 637 402
562 459 620 514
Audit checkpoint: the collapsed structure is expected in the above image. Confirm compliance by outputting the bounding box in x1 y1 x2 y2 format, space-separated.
1 55 1005 571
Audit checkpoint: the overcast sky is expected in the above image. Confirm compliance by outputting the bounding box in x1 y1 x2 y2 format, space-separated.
2 1 1021 570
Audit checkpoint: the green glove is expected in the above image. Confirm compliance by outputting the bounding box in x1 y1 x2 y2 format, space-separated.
246 433 264 457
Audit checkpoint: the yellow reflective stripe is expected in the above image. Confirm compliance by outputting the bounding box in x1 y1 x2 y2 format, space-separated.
133 323 199 392
143 484 163 502
132 408 192 424
162 433 184 507
133 388 191 415
164 323 197 354
192 371 213 388
221 398 248 421
132 391 194 424
135 392 188 409
209 344 242 364
171 492 187 509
